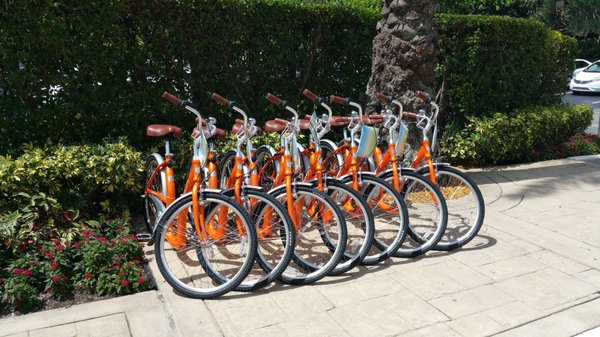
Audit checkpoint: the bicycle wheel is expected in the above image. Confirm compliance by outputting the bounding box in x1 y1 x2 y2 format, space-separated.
220 188 296 291
143 154 166 233
320 139 343 174
217 150 236 190
254 145 278 192
318 179 374 276
342 174 409 265
270 185 347 285
418 165 485 251
379 169 448 258
154 192 257 299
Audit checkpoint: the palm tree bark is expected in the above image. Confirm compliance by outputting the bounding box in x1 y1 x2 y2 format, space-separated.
366 0 439 110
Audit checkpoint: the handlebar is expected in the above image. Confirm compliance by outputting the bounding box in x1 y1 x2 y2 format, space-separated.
303 89 319 103
415 91 431 103
162 91 182 106
265 93 299 128
211 92 249 135
210 92 229 106
266 93 284 107
376 92 393 103
402 112 419 121
329 95 346 106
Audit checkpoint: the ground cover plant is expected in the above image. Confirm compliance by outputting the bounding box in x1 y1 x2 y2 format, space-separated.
0 217 149 315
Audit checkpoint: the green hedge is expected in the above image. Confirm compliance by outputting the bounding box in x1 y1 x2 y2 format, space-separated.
437 14 577 123
0 0 378 154
576 36 600 61
0 140 143 217
439 0 539 17
441 104 593 166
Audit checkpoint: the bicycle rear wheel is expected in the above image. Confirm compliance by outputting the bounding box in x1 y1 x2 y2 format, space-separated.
418 165 484 251
270 185 347 285
253 145 278 192
143 154 166 233
217 150 236 190
154 192 257 299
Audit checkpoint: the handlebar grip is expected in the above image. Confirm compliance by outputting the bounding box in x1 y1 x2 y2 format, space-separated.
266 93 283 107
403 112 419 121
211 92 229 106
415 91 431 103
376 92 391 102
329 95 346 105
303 89 318 102
162 91 182 106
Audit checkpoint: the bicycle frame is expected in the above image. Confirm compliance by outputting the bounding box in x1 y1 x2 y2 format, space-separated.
146 92 231 248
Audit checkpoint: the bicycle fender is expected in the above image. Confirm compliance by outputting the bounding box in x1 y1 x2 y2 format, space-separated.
414 162 451 174
268 182 314 195
148 153 167 197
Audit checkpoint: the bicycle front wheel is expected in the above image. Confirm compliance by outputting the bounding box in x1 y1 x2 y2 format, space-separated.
419 165 485 251
319 179 374 276
342 174 409 265
221 188 296 292
154 192 257 299
379 169 448 258
270 185 347 285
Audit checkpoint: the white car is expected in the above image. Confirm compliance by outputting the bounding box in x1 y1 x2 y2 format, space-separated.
570 59 600 94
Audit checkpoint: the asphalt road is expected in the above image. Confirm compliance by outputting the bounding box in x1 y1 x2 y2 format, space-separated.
562 91 600 135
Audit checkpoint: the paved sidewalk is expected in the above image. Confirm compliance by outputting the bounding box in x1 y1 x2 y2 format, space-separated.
2 155 600 337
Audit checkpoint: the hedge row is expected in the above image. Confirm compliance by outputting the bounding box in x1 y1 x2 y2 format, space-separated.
437 14 577 123
0 140 143 217
0 0 378 153
0 2 579 163
441 104 594 166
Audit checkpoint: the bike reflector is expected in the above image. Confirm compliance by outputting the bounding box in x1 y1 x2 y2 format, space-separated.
395 122 409 156
356 125 378 158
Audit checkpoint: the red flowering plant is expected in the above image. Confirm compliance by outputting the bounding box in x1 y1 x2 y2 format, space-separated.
73 219 148 296
0 218 149 314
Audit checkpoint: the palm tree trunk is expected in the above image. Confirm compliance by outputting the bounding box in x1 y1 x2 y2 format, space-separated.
367 0 439 110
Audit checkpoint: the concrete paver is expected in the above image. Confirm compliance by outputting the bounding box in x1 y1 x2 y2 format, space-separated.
2 155 600 336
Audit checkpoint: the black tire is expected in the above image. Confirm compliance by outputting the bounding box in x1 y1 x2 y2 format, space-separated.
379 169 448 258
417 165 485 251
220 188 296 291
341 174 409 264
143 154 166 233
217 150 236 190
269 185 347 285
154 192 257 299
316 179 375 276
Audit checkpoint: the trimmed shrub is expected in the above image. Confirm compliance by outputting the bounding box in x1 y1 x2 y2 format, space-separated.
439 0 540 17
0 0 378 154
437 14 577 123
441 104 593 166
0 140 143 217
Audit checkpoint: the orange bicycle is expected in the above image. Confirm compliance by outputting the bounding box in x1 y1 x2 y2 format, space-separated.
375 92 484 250
322 94 448 258
249 93 348 285
255 90 375 276
303 94 410 264
204 92 296 292
144 92 257 298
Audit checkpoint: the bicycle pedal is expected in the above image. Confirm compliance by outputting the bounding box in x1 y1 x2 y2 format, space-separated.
136 233 152 242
